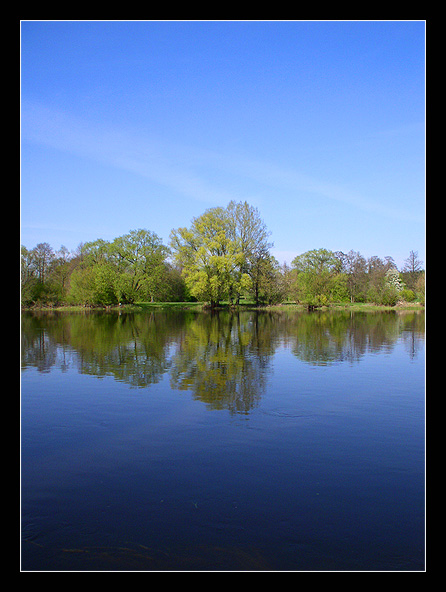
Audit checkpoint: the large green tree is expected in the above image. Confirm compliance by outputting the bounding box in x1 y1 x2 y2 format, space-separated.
110 229 169 303
170 201 274 307
68 229 169 305
170 206 246 307
292 248 343 308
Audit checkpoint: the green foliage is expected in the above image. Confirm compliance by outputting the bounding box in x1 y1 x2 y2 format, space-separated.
93 264 119 305
21 209 424 310
292 249 342 308
400 288 416 302
65 229 173 305
288 248 423 309
402 250 424 290
170 201 276 307
329 273 349 303
415 272 425 305
379 286 400 307
292 248 339 274
66 268 91 305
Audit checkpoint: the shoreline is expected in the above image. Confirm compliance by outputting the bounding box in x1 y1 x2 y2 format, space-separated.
21 301 425 313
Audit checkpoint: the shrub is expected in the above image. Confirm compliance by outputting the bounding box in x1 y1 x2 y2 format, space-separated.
400 288 416 302
380 287 399 306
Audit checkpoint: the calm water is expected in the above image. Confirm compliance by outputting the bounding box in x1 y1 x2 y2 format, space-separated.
21 309 425 571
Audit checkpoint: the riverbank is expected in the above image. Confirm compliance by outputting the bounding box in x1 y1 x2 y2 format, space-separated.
22 300 425 313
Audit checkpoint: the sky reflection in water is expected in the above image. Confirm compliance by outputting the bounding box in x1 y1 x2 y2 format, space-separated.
21 309 425 571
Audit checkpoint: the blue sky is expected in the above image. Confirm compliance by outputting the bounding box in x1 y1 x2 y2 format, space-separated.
21 20 425 269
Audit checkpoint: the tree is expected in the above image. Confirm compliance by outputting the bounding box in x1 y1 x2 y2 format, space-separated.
402 250 424 290
110 229 169 303
258 255 287 304
365 255 396 303
21 245 38 305
339 250 368 303
155 263 190 302
385 268 404 292
278 262 295 302
32 242 54 285
376 268 405 306
227 201 274 305
170 206 244 307
21 220 424 309
67 266 97 305
292 248 339 275
75 229 169 304
415 271 425 305
21 242 66 305
170 202 275 307
291 248 341 308
50 245 73 299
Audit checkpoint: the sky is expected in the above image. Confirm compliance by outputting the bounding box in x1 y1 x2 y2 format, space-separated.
20 20 426 269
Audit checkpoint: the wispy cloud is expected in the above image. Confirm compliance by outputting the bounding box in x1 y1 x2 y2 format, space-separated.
21 102 236 207
21 101 422 223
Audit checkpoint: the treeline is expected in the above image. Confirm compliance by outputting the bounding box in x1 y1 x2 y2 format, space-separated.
21 201 425 309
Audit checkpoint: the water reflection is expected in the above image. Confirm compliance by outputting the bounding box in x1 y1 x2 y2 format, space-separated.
21 309 425 413
284 310 425 365
169 312 276 413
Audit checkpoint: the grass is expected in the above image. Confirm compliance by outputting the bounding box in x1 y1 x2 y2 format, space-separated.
23 299 425 313
117 300 425 313
129 301 206 311
328 301 425 312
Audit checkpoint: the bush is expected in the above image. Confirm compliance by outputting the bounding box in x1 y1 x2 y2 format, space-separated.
400 288 416 302
67 267 96 305
21 279 63 307
380 287 399 306
415 272 425 305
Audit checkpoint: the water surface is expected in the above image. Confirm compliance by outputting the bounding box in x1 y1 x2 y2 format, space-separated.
21 309 425 571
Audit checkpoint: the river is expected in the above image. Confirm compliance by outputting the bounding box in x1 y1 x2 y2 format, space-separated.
21 308 425 571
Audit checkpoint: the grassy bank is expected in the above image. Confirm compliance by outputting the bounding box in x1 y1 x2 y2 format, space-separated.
22 300 425 313
131 300 425 313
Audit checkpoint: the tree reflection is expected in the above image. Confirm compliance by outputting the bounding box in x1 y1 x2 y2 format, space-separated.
169 311 278 414
21 309 425 412
21 311 187 387
280 309 425 366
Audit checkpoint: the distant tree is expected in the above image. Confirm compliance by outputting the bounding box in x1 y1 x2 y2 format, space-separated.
32 242 54 285
385 268 404 293
67 266 98 305
278 262 295 302
21 245 35 284
68 229 169 305
50 245 73 298
415 271 425 305
21 242 67 305
291 248 341 308
21 219 424 310
110 229 169 302
21 245 38 305
156 263 190 302
339 250 368 303
251 255 284 305
365 255 396 303
227 201 274 305
402 250 424 290
292 248 339 275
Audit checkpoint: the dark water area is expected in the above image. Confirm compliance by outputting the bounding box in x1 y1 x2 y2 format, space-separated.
21 309 425 571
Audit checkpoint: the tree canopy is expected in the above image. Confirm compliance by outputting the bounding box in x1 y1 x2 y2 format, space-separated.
169 201 275 307
21 201 424 308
